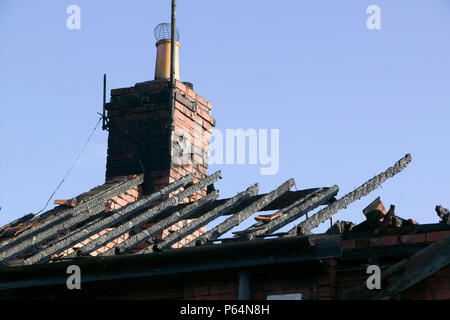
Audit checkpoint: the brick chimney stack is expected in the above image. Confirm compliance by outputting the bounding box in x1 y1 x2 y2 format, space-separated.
105 24 215 199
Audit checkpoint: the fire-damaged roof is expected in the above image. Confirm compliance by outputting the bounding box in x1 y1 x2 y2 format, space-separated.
0 153 449 299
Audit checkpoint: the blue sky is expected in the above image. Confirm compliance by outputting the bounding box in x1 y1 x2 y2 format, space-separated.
0 0 449 235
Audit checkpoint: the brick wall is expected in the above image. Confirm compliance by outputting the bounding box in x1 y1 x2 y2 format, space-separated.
100 79 215 254
401 266 450 300
336 229 450 300
49 230 449 299
105 79 214 196
175 231 450 300
106 80 171 187
184 281 239 300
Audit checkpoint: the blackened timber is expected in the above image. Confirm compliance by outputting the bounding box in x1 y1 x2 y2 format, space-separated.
162 188 331 220
23 173 197 265
436 205 450 224
232 190 327 238
247 186 339 239
189 179 296 247
51 171 221 261
2 203 105 262
146 184 260 253
343 235 450 300
0 175 144 263
0 214 35 237
103 191 219 256
289 154 412 236
0 176 142 249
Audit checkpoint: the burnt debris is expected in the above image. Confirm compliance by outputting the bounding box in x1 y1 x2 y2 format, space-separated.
436 205 450 224
0 153 443 268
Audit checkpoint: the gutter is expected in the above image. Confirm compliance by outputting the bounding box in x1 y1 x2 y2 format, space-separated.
0 235 342 291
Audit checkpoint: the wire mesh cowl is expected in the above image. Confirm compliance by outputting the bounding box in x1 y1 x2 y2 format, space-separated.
154 23 180 41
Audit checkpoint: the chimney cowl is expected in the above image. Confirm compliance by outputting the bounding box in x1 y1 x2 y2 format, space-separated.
154 23 180 41
154 23 181 81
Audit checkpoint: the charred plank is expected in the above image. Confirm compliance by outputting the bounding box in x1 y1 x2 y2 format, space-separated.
343 234 450 300
0 175 145 263
104 190 219 256
289 154 412 236
189 179 296 247
23 173 198 265
436 205 450 224
52 171 221 260
146 183 260 253
247 186 339 239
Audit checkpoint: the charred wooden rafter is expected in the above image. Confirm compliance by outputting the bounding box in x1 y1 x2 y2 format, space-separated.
0 214 35 238
143 184 260 253
54 171 221 260
187 179 296 247
343 234 450 300
0 175 145 264
103 190 220 256
436 205 450 224
288 154 412 236
161 188 333 219
243 185 339 239
23 173 200 265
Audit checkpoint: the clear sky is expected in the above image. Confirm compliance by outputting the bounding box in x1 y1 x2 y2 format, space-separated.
0 0 449 235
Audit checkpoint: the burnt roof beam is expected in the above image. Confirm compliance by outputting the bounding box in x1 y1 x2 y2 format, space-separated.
144 184 260 253
289 154 412 236
0 175 145 264
59 171 221 259
0 175 144 251
343 234 450 300
247 185 339 239
187 179 296 247
22 173 198 265
102 190 220 256
162 188 332 219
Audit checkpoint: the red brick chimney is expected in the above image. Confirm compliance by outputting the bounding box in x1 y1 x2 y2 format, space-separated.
105 25 215 199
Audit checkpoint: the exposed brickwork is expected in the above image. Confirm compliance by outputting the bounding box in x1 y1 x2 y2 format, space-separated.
52 227 130 259
184 281 238 300
316 259 337 299
49 229 450 300
425 230 450 242
342 239 356 250
105 79 214 198
53 185 145 259
400 233 426 245
158 219 207 248
53 184 206 258
103 79 215 251
131 231 448 301
336 272 367 300
370 235 398 247
141 230 450 300
336 231 450 300
356 238 370 249
401 265 450 300
105 186 144 212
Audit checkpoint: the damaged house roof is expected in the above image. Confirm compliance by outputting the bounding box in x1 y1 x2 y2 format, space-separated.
0 153 449 299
